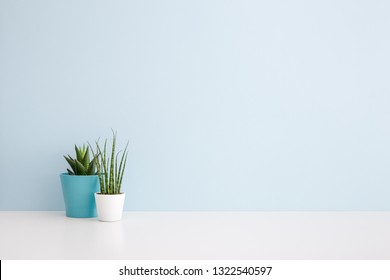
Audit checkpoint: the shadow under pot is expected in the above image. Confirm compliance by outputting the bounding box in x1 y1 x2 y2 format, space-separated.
60 173 99 218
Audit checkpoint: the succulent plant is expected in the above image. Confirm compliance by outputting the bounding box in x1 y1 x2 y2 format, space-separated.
90 131 129 194
64 145 96 175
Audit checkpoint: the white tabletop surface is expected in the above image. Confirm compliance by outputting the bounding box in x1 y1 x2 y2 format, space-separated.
0 211 389 260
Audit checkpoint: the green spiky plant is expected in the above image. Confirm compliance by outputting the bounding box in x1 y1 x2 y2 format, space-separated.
64 145 96 175
90 131 129 194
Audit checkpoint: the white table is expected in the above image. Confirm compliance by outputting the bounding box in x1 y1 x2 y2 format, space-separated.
0 211 389 259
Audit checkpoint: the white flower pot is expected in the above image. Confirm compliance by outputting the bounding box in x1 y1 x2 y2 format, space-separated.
95 193 125 222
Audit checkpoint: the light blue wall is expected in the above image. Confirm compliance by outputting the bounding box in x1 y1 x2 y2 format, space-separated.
1 0 390 210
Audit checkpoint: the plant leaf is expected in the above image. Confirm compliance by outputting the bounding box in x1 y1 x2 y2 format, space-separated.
109 130 116 194
118 151 128 193
90 141 104 193
96 140 108 194
64 155 77 174
82 146 90 168
86 157 96 175
117 141 129 193
75 145 83 162
103 139 108 193
75 159 87 175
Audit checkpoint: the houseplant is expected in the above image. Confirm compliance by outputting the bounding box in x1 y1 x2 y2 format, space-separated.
90 131 129 222
60 145 99 218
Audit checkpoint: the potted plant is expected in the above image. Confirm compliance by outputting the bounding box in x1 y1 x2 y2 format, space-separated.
90 131 129 222
60 145 99 218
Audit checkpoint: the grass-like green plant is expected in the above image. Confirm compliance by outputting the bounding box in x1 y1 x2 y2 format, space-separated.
90 131 129 194
64 145 96 175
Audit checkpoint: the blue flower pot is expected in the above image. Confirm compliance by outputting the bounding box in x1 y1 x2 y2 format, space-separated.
60 173 99 218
